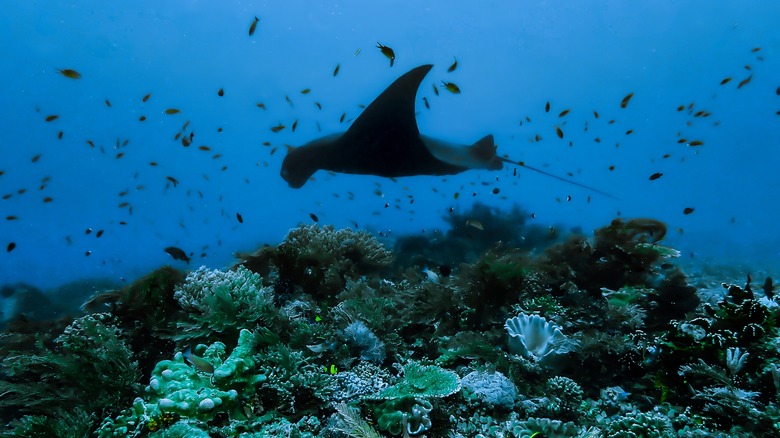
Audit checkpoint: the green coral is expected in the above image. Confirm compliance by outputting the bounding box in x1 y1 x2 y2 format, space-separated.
97 329 263 436
374 397 433 436
372 361 461 400
172 266 278 344
0 313 139 426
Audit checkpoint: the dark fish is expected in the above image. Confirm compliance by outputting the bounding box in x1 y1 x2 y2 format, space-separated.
545 102 550 112
256 103 266 110
164 246 190 264
720 77 732 85
676 105 685 111
683 207 694 215
309 212 319 222
45 115 58 122
555 126 564 139
376 43 395 66
447 57 458 72
182 132 193 147
620 92 634 108
441 82 460 94
57 69 81 79
248 16 259 36
43 197 53 203
183 347 214 373
105 99 111 107
271 124 285 133
737 75 752 89
423 97 430 109
166 176 179 187
96 229 104 238
558 109 570 117
198 145 211 151
6 242 15 252
217 88 224 97
165 108 180 115
763 277 774 300
292 120 298 132
139 115 146 122
649 172 663 180
593 110 599 119
6 216 18 220
688 140 704 147
432 83 439 96
236 212 243 223
142 93 151 102
333 64 340 77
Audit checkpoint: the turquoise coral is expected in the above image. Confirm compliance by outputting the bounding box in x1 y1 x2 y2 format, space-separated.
97 329 262 436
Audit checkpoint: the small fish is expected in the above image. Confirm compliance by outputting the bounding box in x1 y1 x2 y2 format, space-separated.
139 115 146 122
620 92 634 108
182 132 193 147
333 64 340 77
545 102 550 112
737 75 752 89
45 115 58 122
447 57 458 73
314 102 322 110
300 88 311 95
271 123 285 133
376 43 395 66
423 97 430 109
292 120 298 132
676 105 685 111
751 47 761 53
198 145 211 151
558 109 570 118
105 99 111 107
183 347 214 373
6 242 15 252
236 212 243 223
42 197 53 203
688 140 704 147
6 216 18 221
593 110 600 119
683 207 694 215
354 48 361 56
165 108 180 115
720 77 732 85
248 16 260 36
96 229 104 238
441 82 460 94
256 102 266 110
142 93 151 102
422 267 440 284
309 212 319 222
625 129 634 135
164 246 190 264
649 172 663 180
555 126 564 139
776 86 780 95
57 69 81 79
166 176 179 187
217 88 224 97
339 112 346 123
466 219 484 230
432 83 439 96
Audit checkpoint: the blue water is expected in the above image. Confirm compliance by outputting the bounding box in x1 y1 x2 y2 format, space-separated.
1 1 778 290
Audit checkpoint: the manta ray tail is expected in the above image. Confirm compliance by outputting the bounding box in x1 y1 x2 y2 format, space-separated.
499 157 618 199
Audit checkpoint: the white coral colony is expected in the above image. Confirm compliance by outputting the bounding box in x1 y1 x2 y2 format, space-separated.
505 313 570 363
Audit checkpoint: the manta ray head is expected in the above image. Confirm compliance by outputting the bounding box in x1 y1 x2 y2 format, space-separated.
280 134 341 188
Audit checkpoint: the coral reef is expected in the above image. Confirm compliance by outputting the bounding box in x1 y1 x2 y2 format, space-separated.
2 216 779 436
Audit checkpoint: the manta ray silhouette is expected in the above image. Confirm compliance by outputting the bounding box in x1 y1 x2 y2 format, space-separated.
281 64 615 198
281 64 501 188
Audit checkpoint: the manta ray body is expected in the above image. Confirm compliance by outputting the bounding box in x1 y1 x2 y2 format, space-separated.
280 64 502 188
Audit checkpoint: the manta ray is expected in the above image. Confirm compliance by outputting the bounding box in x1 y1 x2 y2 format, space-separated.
281 64 614 198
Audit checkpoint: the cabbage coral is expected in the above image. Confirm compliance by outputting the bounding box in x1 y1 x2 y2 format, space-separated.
505 313 572 364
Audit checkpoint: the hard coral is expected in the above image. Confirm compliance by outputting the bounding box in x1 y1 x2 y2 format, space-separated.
505 313 573 365
172 266 277 344
238 224 393 297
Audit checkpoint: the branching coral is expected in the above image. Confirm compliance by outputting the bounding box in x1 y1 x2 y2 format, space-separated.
237 224 393 297
0 313 139 426
172 266 278 344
